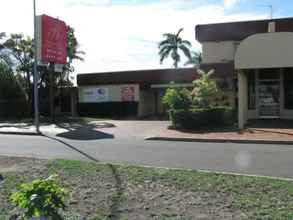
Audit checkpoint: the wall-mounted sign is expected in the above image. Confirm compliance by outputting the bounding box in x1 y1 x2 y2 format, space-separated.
79 87 109 103
36 14 67 64
121 86 135 102
79 84 139 103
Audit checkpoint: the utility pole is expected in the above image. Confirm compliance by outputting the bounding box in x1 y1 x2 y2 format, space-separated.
49 62 55 122
33 0 40 133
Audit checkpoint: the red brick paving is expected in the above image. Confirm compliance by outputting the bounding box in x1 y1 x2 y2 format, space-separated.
158 127 293 142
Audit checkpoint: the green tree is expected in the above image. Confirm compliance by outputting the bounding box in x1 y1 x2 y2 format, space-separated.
62 26 85 86
0 32 5 50
0 60 24 99
162 81 191 110
3 34 34 112
184 51 202 66
158 28 192 68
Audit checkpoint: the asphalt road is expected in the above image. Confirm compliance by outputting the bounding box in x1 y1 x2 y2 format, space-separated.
0 134 293 179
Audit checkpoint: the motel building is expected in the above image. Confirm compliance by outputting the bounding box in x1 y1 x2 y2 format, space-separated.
77 17 293 129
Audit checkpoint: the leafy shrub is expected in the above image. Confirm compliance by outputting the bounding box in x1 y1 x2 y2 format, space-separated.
169 107 233 129
163 69 235 129
162 81 191 110
10 174 68 219
191 69 219 108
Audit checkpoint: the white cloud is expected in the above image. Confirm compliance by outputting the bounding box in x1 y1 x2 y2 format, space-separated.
0 0 266 76
223 0 241 9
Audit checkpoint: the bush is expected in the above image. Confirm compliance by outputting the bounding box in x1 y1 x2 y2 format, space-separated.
162 82 191 110
163 69 235 129
169 107 234 129
0 99 29 118
10 174 68 219
191 69 218 108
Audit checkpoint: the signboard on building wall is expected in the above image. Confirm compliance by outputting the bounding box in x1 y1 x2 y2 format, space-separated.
79 87 109 103
121 86 135 102
79 84 139 103
36 14 67 64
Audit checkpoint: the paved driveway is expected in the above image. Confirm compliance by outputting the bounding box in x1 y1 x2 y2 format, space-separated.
1 133 293 179
93 120 170 139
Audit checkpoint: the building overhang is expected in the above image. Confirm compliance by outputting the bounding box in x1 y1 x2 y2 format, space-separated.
235 32 293 69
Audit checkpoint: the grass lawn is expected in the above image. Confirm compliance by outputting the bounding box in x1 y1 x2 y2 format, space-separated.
1 157 293 219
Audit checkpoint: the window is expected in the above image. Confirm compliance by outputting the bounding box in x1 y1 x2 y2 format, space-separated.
284 68 293 109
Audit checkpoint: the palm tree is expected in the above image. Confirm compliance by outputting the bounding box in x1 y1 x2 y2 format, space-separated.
158 28 192 68
184 51 202 66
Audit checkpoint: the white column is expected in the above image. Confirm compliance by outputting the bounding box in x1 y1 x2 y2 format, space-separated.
238 70 248 129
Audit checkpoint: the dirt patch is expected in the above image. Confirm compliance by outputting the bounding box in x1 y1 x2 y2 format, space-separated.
0 156 32 172
1 157 293 219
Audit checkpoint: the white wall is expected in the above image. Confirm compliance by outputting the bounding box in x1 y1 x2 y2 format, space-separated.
138 89 156 117
235 32 293 69
202 41 237 64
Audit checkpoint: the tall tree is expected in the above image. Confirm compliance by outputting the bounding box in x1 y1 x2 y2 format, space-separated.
184 51 202 66
158 28 192 68
3 34 34 109
61 26 85 86
0 32 5 50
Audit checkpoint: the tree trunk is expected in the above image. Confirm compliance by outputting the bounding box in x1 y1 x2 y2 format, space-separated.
174 61 178 69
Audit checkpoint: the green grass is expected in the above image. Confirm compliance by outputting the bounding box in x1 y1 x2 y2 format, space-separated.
50 159 293 219
2 159 293 219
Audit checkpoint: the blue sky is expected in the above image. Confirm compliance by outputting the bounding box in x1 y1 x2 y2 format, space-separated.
1 0 292 76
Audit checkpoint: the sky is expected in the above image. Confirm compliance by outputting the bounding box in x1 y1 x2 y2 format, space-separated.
1 0 293 76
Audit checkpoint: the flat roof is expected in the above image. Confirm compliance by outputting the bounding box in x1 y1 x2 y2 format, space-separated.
77 63 234 86
196 17 293 42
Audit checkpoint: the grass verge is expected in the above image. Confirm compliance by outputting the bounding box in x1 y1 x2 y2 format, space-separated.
1 157 293 219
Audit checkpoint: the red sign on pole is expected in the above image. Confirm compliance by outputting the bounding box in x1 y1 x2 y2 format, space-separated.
37 15 67 64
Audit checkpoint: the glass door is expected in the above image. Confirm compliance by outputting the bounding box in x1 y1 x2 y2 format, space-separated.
258 81 280 118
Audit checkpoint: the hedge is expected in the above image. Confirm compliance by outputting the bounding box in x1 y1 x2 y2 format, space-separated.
169 107 234 129
0 99 29 118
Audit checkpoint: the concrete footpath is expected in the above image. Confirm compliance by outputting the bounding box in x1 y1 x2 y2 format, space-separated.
2 120 293 145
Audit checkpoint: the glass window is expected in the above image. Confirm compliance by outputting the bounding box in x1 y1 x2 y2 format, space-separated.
258 69 280 80
284 68 293 109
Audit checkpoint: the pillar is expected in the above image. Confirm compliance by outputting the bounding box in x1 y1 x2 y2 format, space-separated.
238 70 248 129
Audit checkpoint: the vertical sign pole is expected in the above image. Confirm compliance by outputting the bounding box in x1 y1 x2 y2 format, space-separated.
49 62 55 122
33 0 40 133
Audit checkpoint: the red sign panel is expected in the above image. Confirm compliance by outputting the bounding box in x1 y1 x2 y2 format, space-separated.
41 15 67 64
121 87 135 102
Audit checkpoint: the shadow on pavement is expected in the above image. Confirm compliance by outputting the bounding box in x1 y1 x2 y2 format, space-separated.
55 123 115 141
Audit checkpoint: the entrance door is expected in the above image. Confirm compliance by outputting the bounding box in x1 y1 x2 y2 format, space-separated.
258 81 280 118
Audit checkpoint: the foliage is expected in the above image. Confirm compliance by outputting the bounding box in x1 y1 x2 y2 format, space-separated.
10 174 68 219
162 82 191 110
191 69 219 108
163 69 233 129
169 107 233 129
158 28 192 68
0 60 25 99
184 51 202 66
0 25 84 117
